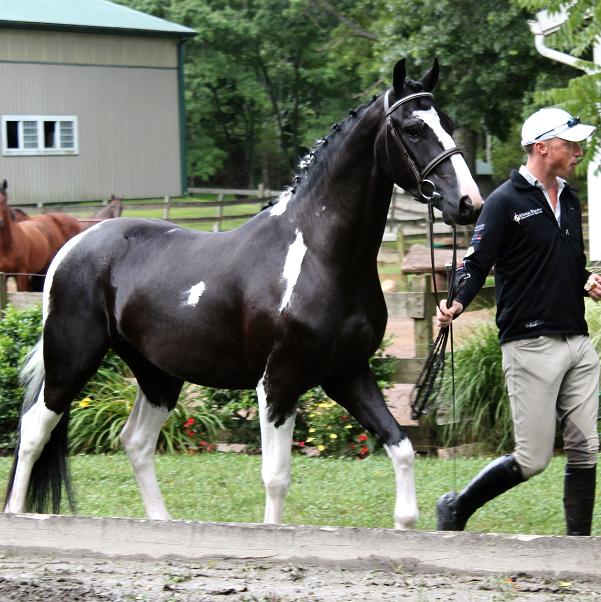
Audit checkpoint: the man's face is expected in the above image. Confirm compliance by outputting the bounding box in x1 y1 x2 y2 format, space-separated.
542 138 583 179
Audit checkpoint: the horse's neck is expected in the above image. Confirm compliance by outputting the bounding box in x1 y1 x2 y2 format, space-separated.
0 203 15 251
290 102 393 268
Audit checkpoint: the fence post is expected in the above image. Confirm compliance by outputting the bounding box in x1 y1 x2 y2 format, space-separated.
162 196 170 220
0 273 7 314
413 274 436 357
258 183 265 198
214 193 224 232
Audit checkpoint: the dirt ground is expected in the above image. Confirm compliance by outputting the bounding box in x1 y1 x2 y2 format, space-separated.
1 549 601 601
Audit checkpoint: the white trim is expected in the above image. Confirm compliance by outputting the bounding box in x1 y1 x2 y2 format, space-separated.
2 115 79 156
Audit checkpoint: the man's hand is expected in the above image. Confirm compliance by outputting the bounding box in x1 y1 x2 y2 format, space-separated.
436 299 464 328
585 273 601 302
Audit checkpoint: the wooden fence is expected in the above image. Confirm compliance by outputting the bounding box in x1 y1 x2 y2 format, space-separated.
12 186 470 248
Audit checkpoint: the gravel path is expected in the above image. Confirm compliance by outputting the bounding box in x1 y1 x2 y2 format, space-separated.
1 550 601 601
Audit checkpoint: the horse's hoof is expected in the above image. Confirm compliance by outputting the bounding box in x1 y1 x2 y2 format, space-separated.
436 491 465 531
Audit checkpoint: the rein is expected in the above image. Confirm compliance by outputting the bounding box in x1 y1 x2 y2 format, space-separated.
382 89 461 422
410 207 458 420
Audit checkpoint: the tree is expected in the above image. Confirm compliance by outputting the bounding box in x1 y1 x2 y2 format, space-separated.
514 0 601 172
118 0 380 187
373 0 575 177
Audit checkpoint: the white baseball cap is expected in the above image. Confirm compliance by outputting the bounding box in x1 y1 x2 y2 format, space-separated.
521 108 595 146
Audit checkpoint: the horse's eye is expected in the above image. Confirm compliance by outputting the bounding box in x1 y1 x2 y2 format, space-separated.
405 124 421 140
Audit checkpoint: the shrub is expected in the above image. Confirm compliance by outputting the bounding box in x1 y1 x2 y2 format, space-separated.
0 305 42 453
438 321 512 454
0 305 394 458
70 380 224 454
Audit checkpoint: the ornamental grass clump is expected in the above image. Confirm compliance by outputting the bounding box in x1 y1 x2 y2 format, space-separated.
438 321 513 453
70 369 223 454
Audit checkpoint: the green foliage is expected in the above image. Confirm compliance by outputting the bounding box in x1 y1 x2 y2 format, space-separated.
70 380 224 454
585 297 601 356
0 305 42 453
514 0 601 176
439 322 513 454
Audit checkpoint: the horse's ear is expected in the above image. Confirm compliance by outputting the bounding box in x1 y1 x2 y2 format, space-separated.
419 58 439 92
392 59 406 96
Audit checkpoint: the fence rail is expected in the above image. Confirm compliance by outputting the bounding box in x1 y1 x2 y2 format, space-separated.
12 186 469 246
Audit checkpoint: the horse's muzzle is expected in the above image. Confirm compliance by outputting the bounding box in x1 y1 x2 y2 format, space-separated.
445 195 480 226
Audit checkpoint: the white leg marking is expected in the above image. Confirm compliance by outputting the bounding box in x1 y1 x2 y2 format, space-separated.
4 393 62 513
257 376 296 524
414 108 483 208
120 387 171 520
384 439 418 529
184 280 206 307
279 229 307 313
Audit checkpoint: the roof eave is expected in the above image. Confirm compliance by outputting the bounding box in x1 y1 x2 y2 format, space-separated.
0 20 197 38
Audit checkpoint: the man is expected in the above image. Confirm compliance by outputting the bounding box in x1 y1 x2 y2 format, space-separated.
436 107 601 535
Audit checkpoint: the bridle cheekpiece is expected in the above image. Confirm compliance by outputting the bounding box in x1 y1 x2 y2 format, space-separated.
384 89 463 203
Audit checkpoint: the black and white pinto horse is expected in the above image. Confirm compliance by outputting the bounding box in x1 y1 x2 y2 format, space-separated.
5 59 482 528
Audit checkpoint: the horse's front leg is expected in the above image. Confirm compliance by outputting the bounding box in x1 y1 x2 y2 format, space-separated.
15 273 30 292
324 364 418 530
256 377 296 524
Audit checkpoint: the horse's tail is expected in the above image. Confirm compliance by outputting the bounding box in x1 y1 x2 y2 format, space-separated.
4 338 75 514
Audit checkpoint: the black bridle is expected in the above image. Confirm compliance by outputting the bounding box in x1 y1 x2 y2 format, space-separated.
383 90 464 203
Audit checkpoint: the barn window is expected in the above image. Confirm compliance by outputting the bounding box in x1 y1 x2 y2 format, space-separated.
1 116 78 156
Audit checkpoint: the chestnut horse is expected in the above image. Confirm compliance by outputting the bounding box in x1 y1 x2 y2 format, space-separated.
0 181 82 290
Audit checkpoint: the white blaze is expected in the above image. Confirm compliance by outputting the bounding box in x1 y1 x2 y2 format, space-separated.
414 107 483 206
279 229 307 312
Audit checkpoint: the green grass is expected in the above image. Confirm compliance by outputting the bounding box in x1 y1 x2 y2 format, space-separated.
0 452 593 535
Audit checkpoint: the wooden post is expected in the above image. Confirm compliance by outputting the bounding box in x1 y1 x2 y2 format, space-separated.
396 225 407 290
0 273 7 314
162 196 170 220
214 193 224 232
413 274 437 358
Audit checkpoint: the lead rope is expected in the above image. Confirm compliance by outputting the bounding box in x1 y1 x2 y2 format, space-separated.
411 203 458 491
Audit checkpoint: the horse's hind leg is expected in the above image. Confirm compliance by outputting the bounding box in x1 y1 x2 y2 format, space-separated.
119 386 173 520
4 372 63 513
115 343 183 520
256 377 296 524
324 364 418 529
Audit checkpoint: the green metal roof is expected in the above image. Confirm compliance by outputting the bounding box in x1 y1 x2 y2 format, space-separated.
0 0 196 37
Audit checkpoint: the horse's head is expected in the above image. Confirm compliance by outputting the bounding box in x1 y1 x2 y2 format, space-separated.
378 59 482 225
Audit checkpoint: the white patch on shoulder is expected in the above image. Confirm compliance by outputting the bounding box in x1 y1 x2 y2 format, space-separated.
166 228 179 234
279 229 307 312
414 108 482 205
43 220 108 321
269 189 293 217
184 281 206 306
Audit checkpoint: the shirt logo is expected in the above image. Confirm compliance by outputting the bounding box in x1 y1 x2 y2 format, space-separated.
513 208 543 223
525 320 544 329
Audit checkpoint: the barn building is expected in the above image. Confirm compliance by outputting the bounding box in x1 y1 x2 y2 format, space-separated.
0 0 195 203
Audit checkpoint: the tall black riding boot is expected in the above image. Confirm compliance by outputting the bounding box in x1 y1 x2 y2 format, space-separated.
436 454 526 531
564 464 596 536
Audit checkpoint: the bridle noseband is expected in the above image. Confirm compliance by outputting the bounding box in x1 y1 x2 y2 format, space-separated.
384 90 463 203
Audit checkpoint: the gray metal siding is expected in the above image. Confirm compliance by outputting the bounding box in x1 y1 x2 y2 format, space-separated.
0 29 178 68
0 60 182 203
